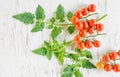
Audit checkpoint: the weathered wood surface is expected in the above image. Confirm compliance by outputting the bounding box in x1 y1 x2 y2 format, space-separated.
0 0 120 77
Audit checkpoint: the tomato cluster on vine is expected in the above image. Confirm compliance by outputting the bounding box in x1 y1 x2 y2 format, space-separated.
72 4 104 50
96 50 120 72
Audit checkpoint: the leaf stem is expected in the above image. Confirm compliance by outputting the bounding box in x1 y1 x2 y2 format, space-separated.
96 14 108 22
85 33 107 38
83 13 99 19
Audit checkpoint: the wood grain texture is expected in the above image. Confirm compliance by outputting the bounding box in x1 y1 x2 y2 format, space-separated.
0 0 120 77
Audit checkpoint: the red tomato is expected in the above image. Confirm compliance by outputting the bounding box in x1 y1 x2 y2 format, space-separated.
74 35 81 43
109 52 117 60
82 21 89 30
93 40 101 48
71 16 79 24
118 50 120 56
84 40 93 49
75 11 82 19
78 42 85 50
79 30 87 37
96 23 104 32
102 55 110 63
81 8 88 16
75 22 83 30
88 27 94 34
88 4 96 12
88 19 96 27
113 64 120 72
104 64 112 72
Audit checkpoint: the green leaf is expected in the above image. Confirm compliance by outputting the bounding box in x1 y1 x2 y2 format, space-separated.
33 47 47 56
67 25 75 34
81 59 96 69
48 24 54 29
56 4 65 22
31 21 45 32
67 53 79 61
35 5 45 20
46 50 52 60
74 70 83 77
64 64 76 72
13 12 34 25
51 27 62 39
61 72 72 77
53 39 59 47
83 50 92 59
50 17 55 24
67 11 73 21
55 48 66 64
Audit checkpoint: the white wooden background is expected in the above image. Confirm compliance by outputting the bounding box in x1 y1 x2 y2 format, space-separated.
1 0 120 77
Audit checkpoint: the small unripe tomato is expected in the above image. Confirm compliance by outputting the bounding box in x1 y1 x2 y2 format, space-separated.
96 61 104 69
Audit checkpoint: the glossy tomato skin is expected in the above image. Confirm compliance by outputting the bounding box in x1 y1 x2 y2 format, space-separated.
96 23 104 32
117 50 120 56
81 8 88 16
78 42 85 50
74 35 81 43
88 27 94 34
113 64 120 72
82 21 89 30
96 61 104 69
104 64 112 72
84 40 93 49
93 40 101 48
71 16 79 24
75 22 83 30
109 52 117 60
102 55 110 63
88 4 96 12
88 19 96 27
75 11 82 19
79 30 87 37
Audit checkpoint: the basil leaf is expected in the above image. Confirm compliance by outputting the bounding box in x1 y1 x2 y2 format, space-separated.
13 12 34 25
33 47 47 56
67 11 73 21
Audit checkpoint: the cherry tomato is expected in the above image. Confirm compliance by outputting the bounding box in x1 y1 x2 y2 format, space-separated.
78 41 85 50
74 35 81 43
104 64 112 72
88 27 94 34
79 30 87 37
82 21 89 30
113 64 120 72
102 55 110 63
71 16 79 24
88 19 96 27
84 40 93 49
88 4 96 12
96 23 104 32
96 61 104 69
118 50 120 56
81 8 88 16
109 52 117 60
93 40 101 48
75 11 82 19
75 22 83 30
